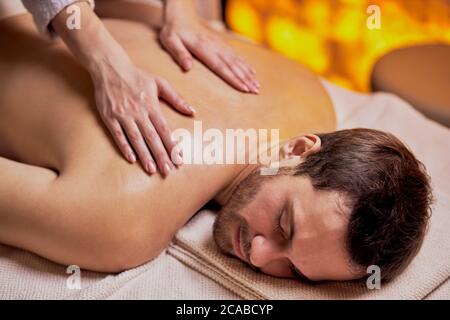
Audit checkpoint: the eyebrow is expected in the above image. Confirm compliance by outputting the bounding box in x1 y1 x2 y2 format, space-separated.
286 201 312 282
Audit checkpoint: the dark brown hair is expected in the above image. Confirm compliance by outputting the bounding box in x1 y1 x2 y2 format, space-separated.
293 128 432 282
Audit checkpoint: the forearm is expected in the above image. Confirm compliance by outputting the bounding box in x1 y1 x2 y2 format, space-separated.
51 1 131 77
94 0 163 29
21 0 94 37
163 0 197 22
93 0 219 30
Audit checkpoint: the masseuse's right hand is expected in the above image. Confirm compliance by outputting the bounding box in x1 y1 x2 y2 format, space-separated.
52 1 193 176
91 57 193 176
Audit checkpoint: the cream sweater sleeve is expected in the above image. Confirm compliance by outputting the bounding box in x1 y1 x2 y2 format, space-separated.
21 0 95 38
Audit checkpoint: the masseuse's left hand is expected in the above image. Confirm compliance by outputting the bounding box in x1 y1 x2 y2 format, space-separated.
159 0 259 94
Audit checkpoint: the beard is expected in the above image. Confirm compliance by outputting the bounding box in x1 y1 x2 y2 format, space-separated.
212 168 278 257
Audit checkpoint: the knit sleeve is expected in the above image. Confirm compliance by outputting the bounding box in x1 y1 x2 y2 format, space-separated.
21 0 95 38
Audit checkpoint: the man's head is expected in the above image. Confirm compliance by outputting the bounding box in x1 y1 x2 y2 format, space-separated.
213 128 432 282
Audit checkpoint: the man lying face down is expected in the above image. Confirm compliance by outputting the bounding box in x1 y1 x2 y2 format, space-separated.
213 128 432 282
0 10 432 282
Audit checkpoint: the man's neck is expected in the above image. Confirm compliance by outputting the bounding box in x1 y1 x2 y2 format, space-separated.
214 137 287 206
214 164 260 206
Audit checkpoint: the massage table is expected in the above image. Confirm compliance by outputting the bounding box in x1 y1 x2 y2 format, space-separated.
1 79 449 300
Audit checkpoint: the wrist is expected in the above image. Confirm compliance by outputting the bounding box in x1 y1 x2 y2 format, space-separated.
163 0 197 24
51 2 132 78
87 32 131 75
88 50 134 89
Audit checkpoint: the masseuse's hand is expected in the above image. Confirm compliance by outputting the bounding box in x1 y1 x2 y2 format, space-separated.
91 57 193 176
52 1 192 176
160 0 259 94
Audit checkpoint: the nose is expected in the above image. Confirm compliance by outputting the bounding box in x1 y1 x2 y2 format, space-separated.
249 235 284 268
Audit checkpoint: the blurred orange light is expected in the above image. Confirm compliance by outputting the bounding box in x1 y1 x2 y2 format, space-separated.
265 15 329 74
333 9 365 43
226 0 450 91
226 0 264 42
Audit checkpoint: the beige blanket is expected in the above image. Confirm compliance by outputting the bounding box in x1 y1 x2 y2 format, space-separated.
1 81 449 299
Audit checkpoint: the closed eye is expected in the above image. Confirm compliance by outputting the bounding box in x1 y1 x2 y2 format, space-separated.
274 205 287 239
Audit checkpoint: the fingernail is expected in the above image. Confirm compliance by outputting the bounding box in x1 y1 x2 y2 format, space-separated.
242 85 250 93
163 163 171 176
147 161 156 174
129 153 136 163
188 105 196 113
254 81 261 88
183 58 192 70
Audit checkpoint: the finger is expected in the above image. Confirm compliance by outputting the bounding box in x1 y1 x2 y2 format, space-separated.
121 119 156 174
160 32 193 71
238 57 257 76
104 119 136 163
236 60 260 93
220 53 259 94
146 92 181 168
136 117 174 176
184 41 250 93
155 77 195 115
236 57 259 88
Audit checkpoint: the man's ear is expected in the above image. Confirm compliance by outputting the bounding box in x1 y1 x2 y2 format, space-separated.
279 134 321 160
